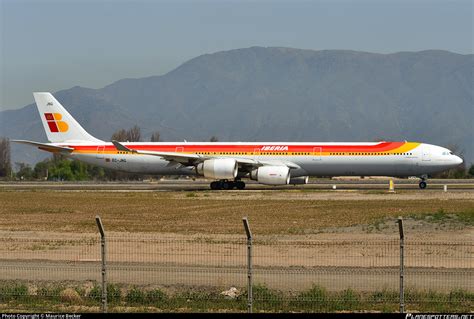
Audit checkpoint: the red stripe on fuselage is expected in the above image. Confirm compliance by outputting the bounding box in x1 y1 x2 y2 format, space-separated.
69 142 405 153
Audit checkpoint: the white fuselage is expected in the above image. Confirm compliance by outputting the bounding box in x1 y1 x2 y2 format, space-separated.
63 142 462 178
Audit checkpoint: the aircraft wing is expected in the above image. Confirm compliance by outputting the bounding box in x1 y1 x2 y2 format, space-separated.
258 160 300 169
12 140 74 153
112 140 300 169
112 140 202 164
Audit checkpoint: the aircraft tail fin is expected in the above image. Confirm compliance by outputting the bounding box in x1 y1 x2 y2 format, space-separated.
33 92 102 143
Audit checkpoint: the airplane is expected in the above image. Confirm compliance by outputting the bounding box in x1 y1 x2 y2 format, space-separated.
13 92 463 190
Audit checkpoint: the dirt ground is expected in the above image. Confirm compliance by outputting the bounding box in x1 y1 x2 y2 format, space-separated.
0 230 471 292
0 188 472 293
0 189 472 235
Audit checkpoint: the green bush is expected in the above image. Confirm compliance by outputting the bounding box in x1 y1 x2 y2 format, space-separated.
253 284 284 310
126 287 146 304
468 164 474 177
298 285 327 302
37 285 62 302
448 289 471 302
88 285 101 302
146 289 167 305
291 285 328 311
0 283 28 302
370 289 398 303
88 283 121 303
335 288 360 310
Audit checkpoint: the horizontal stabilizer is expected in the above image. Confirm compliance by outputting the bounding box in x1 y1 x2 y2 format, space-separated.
12 140 74 153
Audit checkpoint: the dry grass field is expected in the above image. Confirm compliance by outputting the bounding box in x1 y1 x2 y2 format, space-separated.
0 189 472 235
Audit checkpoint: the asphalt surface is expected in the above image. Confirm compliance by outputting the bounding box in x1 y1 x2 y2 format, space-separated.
0 260 470 292
1 179 474 191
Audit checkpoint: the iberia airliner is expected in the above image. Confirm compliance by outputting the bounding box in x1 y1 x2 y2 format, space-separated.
13 93 463 190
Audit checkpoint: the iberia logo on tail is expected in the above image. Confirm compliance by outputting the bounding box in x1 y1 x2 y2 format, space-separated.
44 113 69 132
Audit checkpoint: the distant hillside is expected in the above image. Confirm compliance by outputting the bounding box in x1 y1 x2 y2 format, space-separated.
1 47 473 165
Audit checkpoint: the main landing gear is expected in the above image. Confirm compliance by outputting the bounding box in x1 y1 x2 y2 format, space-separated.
210 180 246 190
419 175 428 189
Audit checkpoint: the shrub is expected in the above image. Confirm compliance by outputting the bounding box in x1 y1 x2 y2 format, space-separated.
60 288 82 304
371 289 397 303
87 283 121 303
0 283 28 302
253 284 283 310
292 285 328 311
126 287 146 304
37 285 62 302
88 285 101 302
336 288 360 310
146 288 167 304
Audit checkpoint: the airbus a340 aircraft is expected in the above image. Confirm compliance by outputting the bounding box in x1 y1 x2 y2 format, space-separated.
14 93 463 190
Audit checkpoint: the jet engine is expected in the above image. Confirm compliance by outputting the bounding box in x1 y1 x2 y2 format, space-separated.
289 176 309 185
250 166 290 185
196 158 238 179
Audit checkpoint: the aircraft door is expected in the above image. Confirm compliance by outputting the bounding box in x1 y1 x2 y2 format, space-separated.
96 146 105 159
422 146 431 161
312 147 322 161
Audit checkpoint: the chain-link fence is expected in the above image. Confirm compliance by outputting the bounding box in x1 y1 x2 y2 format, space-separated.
0 218 472 313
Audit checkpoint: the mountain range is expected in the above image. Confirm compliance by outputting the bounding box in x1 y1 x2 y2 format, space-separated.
1 47 472 166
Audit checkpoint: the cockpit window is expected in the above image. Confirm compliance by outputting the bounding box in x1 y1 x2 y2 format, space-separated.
449 152 453 155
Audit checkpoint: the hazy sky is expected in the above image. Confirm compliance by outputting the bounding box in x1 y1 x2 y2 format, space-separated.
1 0 472 110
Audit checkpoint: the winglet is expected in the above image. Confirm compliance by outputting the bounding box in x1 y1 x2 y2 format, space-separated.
112 140 135 153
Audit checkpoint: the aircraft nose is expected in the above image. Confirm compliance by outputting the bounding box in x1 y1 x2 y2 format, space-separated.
454 155 463 165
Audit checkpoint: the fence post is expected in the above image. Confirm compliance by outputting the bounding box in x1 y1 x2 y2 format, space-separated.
242 217 253 313
398 217 404 313
95 216 107 313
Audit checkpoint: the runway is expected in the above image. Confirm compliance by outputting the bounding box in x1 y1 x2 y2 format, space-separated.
1 178 474 192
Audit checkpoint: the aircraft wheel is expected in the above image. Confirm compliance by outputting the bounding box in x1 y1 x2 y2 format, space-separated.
210 181 219 190
236 181 246 190
419 181 427 189
222 181 231 190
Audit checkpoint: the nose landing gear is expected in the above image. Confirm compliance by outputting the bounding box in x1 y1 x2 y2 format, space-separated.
419 175 428 189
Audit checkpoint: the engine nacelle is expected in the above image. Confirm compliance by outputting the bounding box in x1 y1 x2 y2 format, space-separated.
289 176 309 185
196 158 238 180
250 166 290 185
